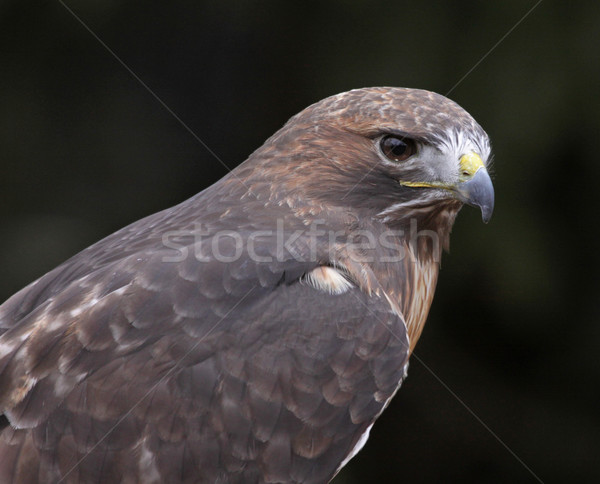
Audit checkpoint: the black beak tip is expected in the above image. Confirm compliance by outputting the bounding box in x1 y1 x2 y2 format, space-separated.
481 204 494 224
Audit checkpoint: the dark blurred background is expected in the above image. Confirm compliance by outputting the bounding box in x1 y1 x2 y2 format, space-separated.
1 1 599 482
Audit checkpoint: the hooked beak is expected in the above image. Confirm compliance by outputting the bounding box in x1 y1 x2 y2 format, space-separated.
453 152 495 223
399 151 495 223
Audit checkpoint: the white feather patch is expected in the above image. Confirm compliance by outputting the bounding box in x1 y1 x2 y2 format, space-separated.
138 437 162 484
337 422 374 472
301 266 353 294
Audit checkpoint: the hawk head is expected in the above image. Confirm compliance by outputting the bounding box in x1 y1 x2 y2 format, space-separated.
242 87 494 243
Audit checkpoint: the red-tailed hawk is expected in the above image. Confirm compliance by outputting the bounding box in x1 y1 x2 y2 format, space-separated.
0 87 493 483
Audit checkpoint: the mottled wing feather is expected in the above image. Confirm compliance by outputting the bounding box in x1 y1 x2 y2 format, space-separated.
0 230 409 484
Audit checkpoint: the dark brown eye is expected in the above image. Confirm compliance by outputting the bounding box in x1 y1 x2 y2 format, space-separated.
380 135 416 162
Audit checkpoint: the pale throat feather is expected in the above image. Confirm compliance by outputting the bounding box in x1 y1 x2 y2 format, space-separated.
375 205 458 354
372 240 440 355
401 243 439 353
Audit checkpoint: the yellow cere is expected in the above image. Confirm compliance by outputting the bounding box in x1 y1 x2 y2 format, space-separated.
399 180 448 189
400 151 485 189
459 152 484 180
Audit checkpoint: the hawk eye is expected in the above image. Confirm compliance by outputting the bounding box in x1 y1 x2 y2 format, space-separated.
380 135 416 162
